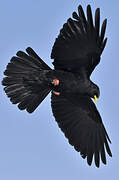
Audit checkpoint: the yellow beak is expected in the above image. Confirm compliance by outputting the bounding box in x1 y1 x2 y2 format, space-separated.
94 95 98 102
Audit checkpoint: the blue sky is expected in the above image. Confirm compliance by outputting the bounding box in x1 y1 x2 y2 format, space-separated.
0 0 118 179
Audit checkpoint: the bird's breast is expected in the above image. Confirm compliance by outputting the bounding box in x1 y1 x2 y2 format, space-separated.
51 70 90 95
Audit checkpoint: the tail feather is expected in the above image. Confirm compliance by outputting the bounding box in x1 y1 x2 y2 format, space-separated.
3 77 24 86
26 47 51 70
2 47 52 113
16 51 43 69
11 93 31 104
8 57 35 71
18 89 49 113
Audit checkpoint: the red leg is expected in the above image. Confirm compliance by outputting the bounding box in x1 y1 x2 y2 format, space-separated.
52 78 60 86
52 91 60 96
52 78 60 96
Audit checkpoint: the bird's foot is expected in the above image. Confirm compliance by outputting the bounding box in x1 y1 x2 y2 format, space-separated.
52 91 60 96
52 78 59 86
52 78 60 96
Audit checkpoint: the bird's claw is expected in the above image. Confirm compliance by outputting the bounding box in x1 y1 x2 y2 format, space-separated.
52 91 60 96
52 78 60 86
52 78 60 95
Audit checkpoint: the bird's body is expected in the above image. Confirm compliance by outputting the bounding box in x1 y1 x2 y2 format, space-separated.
46 69 99 98
2 5 112 167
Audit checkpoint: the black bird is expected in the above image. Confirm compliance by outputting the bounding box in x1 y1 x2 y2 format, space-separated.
2 5 112 167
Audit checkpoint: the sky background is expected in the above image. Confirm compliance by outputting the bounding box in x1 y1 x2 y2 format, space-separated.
0 0 118 179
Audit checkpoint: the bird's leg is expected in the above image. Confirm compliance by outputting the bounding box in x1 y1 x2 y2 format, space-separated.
53 91 60 96
52 78 60 95
52 78 60 96
52 78 59 86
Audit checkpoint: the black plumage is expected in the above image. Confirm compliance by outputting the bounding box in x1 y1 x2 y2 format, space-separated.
2 5 112 167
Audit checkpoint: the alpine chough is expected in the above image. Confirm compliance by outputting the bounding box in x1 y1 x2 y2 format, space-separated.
2 5 112 167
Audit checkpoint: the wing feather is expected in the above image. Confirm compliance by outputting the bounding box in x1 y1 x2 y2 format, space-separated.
51 5 107 76
87 5 94 28
100 19 107 43
95 8 100 37
51 94 112 167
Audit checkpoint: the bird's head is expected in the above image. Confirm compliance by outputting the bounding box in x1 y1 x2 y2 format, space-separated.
89 82 100 102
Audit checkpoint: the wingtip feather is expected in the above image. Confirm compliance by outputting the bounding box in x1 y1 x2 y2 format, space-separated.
72 12 79 20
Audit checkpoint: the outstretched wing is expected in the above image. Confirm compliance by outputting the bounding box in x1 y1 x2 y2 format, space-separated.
51 5 107 76
51 94 112 167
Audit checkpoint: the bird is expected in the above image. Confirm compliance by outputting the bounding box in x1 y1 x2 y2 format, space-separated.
2 4 112 168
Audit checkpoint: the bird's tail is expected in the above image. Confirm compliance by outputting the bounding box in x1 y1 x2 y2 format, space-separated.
2 47 52 113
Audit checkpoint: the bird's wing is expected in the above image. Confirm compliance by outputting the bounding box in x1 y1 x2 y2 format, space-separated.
51 5 107 76
51 93 112 167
